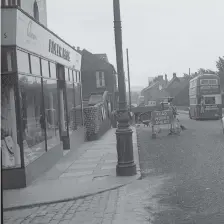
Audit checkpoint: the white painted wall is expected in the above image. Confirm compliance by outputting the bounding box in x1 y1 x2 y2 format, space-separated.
21 0 47 27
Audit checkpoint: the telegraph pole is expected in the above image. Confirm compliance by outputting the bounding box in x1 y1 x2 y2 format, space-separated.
126 48 132 112
113 0 136 176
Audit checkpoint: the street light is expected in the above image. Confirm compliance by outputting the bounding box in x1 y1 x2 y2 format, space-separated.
113 0 136 176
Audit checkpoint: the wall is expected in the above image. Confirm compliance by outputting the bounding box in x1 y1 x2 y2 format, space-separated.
83 102 111 141
21 0 47 26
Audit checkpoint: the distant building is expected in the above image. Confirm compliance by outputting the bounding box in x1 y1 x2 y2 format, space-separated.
141 75 169 106
166 73 189 106
80 49 118 110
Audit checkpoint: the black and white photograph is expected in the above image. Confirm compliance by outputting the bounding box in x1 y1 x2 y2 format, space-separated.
1 0 224 223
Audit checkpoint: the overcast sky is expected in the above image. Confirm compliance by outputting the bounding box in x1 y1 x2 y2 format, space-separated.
47 0 224 87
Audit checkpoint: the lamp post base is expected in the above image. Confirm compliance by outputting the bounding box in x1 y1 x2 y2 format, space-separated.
116 163 136 176
116 127 137 176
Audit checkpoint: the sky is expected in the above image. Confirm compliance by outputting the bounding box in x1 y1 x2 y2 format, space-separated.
46 0 224 88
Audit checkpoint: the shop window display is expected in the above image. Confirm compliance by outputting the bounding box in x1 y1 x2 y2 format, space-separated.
17 50 30 74
1 76 21 168
42 78 60 149
30 55 41 76
18 74 46 165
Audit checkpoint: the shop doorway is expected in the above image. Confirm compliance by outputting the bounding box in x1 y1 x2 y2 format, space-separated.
56 64 70 150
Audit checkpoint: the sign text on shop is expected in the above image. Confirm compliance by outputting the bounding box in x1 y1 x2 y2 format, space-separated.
49 39 70 61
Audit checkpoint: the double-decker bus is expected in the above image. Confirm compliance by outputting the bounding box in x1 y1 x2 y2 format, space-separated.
189 74 222 120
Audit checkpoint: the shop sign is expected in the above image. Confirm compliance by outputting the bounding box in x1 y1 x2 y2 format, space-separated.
151 110 172 125
15 9 81 70
27 21 37 40
49 39 70 61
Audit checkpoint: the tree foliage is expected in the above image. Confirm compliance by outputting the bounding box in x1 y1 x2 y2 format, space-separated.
216 56 224 90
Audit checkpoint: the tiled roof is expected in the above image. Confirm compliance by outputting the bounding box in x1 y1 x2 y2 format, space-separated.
81 49 116 73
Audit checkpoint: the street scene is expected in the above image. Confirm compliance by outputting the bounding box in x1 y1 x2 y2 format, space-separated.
1 0 224 224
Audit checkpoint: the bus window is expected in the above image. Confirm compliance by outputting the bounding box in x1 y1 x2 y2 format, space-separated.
205 96 215 105
209 79 218 85
200 79 209 85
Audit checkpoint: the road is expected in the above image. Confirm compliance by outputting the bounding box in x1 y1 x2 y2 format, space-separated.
138 113 224 223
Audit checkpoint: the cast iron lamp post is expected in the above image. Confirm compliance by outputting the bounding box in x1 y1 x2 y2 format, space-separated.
113 0 136 176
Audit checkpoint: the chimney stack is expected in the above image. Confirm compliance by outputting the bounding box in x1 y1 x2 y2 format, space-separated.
77 46 80 51
173 73 176 78
165 74 168 84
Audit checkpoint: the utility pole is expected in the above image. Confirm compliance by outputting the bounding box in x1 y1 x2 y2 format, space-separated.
113 0 136 176
126 48 132 112
189 68 191 76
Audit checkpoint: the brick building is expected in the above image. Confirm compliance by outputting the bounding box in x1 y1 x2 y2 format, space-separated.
141 75 169 106
80 49 118 110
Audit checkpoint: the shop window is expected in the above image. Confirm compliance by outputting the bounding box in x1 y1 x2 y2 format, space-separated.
1 49 15 73
17 50 30 74
1 75 22 168
41 59 50 78
66 82 76 131
33 1 39 22
18 74 46 166
65 68 69 81
69 69 73 82
75 71 78 83
30 55 41 76
71 70 75 83
42 78 60 150
78 72 81 83
49 62 57 79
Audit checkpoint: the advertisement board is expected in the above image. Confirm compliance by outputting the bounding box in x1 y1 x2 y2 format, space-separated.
200 85 220 95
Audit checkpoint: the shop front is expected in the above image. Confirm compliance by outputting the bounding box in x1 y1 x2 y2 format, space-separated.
1 7 84 189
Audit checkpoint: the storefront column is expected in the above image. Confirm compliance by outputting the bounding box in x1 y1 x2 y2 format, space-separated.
59 89 66 132
59 88 70 150
9 87 21 166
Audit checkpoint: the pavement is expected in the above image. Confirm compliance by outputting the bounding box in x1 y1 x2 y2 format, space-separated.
3 127 140 211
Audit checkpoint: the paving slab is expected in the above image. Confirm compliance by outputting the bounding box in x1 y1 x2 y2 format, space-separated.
3 127 140 210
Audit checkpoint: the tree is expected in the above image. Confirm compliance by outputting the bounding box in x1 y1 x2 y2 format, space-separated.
216 56 224 90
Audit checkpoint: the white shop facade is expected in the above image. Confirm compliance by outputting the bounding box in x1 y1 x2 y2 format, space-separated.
1 7 85 189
